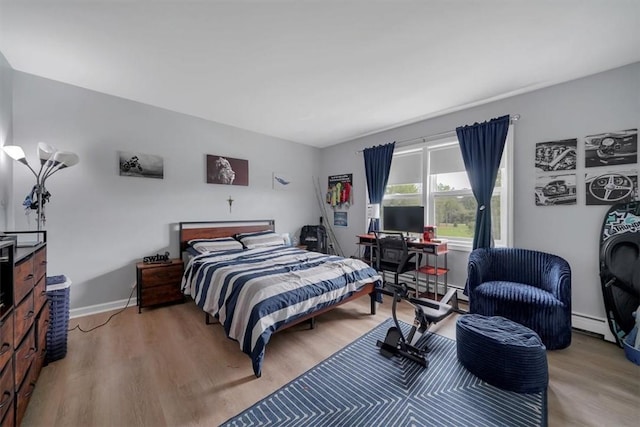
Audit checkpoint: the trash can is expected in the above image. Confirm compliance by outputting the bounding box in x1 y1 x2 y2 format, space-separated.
46 275 71 363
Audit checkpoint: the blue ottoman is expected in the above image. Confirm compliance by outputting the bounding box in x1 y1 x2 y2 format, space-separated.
456 314 548 393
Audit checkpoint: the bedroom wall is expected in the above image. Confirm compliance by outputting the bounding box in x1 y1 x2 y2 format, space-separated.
11 72 321 311
0 51 14 230
320 62 640 336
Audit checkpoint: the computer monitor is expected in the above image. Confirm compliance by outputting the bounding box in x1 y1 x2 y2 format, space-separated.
382 206 425 234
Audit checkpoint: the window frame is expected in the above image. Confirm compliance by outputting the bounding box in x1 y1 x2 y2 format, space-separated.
381 125 514 251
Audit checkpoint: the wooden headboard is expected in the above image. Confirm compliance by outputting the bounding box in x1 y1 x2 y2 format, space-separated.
179 220 276 252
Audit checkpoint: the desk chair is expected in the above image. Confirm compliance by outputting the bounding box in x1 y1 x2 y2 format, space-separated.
373 231 421 295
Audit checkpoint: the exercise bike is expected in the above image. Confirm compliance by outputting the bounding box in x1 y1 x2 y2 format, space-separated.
376 282 458 368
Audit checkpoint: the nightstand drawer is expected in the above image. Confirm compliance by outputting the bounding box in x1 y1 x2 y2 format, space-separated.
140 284 183 307
140 264 183 287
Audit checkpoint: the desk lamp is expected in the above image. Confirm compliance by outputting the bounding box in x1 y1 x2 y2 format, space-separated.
2 142 79 230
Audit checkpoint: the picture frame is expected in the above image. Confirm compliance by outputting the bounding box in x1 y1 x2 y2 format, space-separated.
118 151 164 179
206 155 249 186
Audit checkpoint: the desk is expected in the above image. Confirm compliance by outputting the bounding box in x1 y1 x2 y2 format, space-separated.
356 234 449 298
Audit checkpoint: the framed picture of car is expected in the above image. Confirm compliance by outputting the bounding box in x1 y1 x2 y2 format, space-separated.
585 170 639 205
535 139 577 172
535 174 577 206
585 129 637 168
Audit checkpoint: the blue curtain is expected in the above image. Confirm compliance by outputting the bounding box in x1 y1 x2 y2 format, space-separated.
363 142 395 234
456 115 510 249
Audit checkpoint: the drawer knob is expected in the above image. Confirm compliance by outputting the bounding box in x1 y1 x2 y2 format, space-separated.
25 273 34 280
25 310 35 319
0 342 10 355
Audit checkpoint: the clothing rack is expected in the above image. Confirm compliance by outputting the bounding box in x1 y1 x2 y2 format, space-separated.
356 114 520 153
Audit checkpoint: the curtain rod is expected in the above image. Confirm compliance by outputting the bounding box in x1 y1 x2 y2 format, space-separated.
356 114 520 153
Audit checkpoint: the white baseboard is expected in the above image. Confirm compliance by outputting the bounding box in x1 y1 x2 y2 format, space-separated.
70 297 137 319
572 312 616 342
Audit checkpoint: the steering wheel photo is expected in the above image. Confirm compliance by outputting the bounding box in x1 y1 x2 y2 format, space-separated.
588 173 635 202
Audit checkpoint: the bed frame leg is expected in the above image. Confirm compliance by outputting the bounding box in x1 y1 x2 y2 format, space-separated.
309 317 316 329
370 292 377 315
205 313 213 325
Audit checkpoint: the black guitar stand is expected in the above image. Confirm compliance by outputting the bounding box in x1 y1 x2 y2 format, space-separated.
376 282 457 368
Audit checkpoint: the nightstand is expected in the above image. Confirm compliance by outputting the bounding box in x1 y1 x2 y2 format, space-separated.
136 259 184 313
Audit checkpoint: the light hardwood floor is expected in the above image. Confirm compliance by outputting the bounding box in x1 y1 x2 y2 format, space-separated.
23 297 639 427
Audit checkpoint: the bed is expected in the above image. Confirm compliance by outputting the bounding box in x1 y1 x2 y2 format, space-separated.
179 220 382 377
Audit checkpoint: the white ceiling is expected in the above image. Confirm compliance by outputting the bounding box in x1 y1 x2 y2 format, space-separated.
1 1 639 148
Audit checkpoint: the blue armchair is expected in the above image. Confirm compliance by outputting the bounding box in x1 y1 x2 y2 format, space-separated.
466 247 572 349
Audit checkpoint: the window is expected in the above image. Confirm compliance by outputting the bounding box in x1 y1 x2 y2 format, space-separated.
382 127 513 249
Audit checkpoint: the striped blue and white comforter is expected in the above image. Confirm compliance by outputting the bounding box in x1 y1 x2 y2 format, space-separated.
181 246 381 377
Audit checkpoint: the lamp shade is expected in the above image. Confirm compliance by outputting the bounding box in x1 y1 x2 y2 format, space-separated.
366 203 380 219
37 142 57 165
2 145 27 162
43 150 79 180
53 151 79 168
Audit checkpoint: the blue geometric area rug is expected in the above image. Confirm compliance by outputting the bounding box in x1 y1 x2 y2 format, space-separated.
222 318 547 427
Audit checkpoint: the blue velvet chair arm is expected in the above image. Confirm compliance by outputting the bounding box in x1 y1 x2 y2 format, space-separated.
542 255 572 306
466 248 492 296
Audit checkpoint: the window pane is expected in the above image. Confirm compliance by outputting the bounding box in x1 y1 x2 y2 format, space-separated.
388 151 422 185
434 194 501 241
491 194 502 241
384 183 422 207
434 195 476 239
432 171 471 192
385 183 422 195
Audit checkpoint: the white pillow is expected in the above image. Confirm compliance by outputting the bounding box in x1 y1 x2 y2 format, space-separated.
188 238 244 254
236 231 285 249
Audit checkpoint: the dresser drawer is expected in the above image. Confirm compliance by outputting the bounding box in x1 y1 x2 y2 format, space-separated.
34 247 47 283
36 302 50 352
0 361 14 423
14 293 34 351
14 257 35 305
34 276 47 315
15 363 35 427
15 327 36 390
140 263 183 287
0 393 14 427
0 313 13 373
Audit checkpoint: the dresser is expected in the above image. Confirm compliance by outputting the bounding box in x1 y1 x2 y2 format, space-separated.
0 235 49 427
